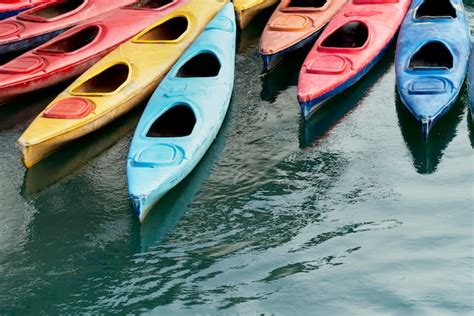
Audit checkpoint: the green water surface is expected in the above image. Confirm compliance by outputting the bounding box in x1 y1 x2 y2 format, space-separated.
0 3 473 315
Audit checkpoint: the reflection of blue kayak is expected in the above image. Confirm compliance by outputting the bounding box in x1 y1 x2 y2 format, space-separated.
127 3 236 222
395 0 470 139
469 47 474 121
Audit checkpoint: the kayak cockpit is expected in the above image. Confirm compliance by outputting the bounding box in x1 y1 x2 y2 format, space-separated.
127 0 176 9
72 63 130 95
177 53 221 78
147 104 196 137
136 16 188 42
416 0 456 19
409 41 453 70
36 25 100 54
19 0 86 21
321 22 369 48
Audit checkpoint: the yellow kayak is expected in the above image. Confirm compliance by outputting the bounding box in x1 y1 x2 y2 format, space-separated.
18 0 227 168
233 0 278 29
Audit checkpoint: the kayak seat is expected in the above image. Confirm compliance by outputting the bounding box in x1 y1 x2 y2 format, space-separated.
36 25 100 55
269 15 309 32
176 53 221 78
0 21 23 38
409 41 453 70
137 16 188 42
0 56 45 74
416 0 456 19
127 0 175 9
306 55 349 74
147 104 196 137
19 0 85 22
408 77 451 95
72 63 130 95
43 97 95 119
133 143 184 167
321 21 369 49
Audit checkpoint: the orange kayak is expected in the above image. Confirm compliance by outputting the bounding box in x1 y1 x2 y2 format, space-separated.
259 0 347 71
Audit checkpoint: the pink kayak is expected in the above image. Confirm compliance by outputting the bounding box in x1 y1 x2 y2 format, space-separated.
0 0 135 54
0 0 187 104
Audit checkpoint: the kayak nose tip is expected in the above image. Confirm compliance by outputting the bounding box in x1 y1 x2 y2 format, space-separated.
420 116 433 141
130 194 145 220
261 55 272 73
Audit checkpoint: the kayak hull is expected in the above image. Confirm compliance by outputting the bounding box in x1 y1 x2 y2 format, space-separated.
127 3 236 221
300 38 393 118
0 9 24 20
259 0 347 71
261 28 322 72
0 0 135 54
0 1 188 104
18 0 226 168
395 0 470 139
0 0 52 20
18 83 157 168
297 0 411 118
0 28 66 54
234 0 278 29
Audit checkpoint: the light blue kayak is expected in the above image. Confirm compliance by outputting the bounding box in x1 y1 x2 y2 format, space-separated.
127 3 236 222
395 0 470 139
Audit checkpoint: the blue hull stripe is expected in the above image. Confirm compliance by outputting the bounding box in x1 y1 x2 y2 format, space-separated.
300 38 395 118
261 29 323 71
0 28 68 54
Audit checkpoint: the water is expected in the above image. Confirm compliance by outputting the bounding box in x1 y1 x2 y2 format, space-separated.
1 4 473 315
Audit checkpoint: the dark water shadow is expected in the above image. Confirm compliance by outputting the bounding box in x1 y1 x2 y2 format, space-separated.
21 106 143 196
396 87 466 175
260 45 312 103
0 81 70 131
468 109 474 148
300 49 395 149
139 99 234 251
237 6 274 54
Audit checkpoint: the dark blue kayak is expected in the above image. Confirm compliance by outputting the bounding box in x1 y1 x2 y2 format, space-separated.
395 0 471 139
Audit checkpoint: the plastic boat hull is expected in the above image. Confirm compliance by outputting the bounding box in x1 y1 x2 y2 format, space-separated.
0 0 135 54
0 0 188 103
0 0 52 20
259 0 347 71
297 0 411 118
395 0 470 139
127 3 236 221
233 0 278 29
17 0 227 169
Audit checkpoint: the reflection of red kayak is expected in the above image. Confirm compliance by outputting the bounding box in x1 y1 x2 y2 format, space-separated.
0 0 52 20
298 0 411 118
0 0 135 54
0 0 187 104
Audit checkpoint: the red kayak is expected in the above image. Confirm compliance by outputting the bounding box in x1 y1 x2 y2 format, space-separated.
297 0 411 118
0 0 135 54
0 0 53 20
0 0 188 104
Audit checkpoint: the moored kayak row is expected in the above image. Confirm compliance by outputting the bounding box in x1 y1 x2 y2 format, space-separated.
0 0 472 222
